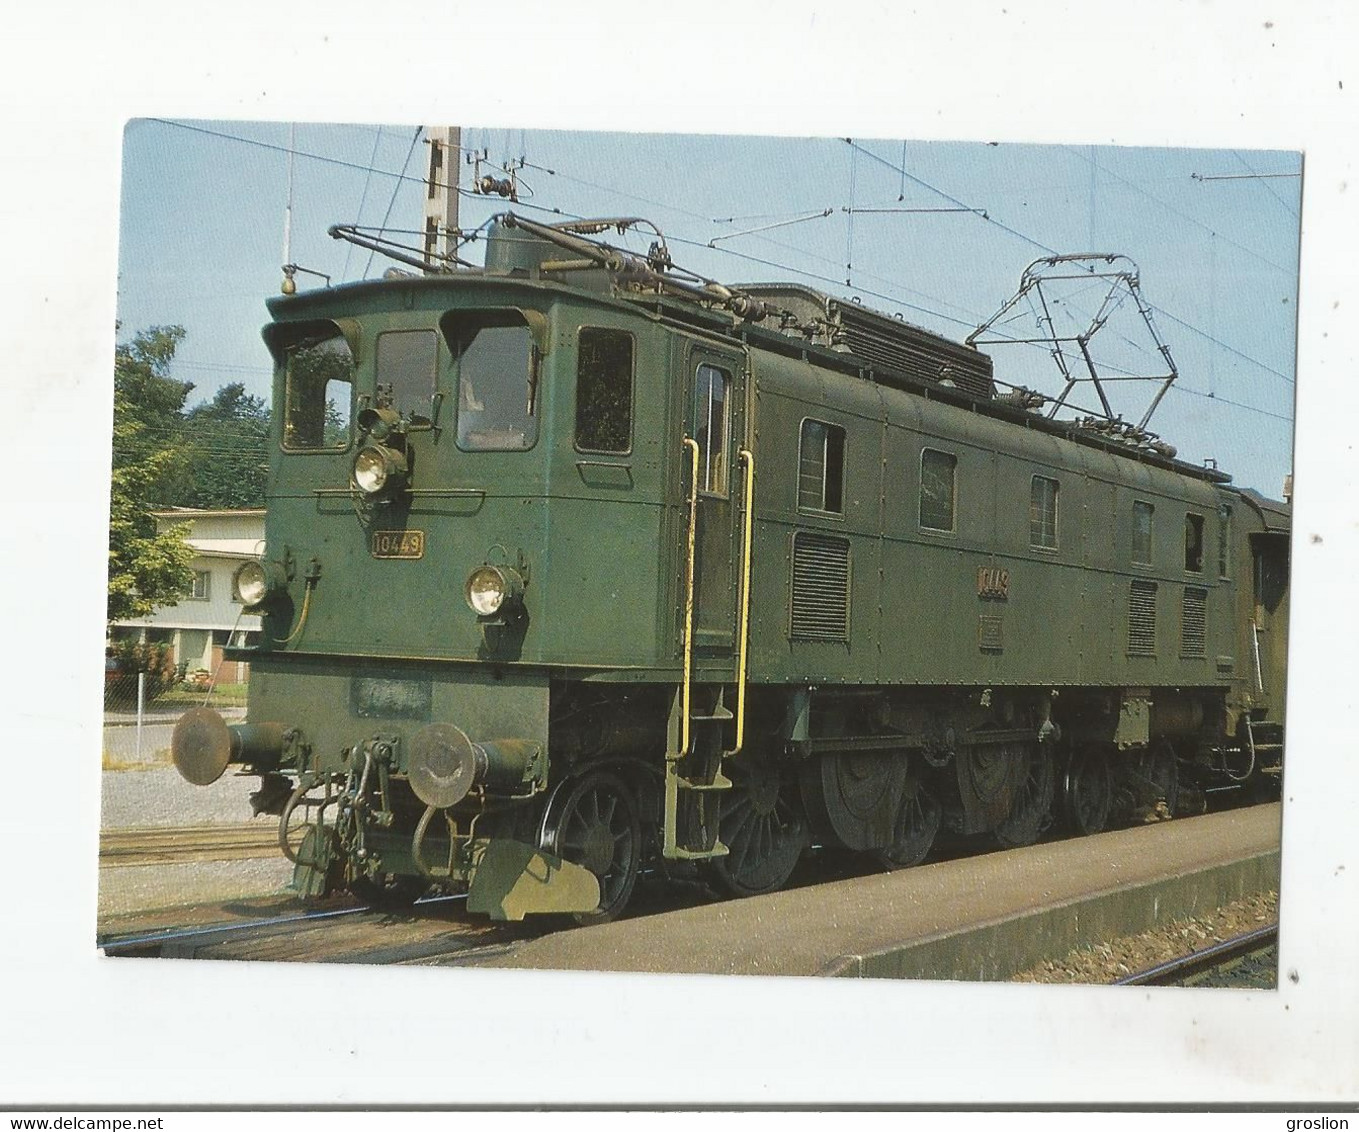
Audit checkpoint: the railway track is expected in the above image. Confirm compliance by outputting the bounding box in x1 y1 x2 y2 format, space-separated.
100 894 538 963
98 802 1278 973
1113 923 1279 987
100 823 279 867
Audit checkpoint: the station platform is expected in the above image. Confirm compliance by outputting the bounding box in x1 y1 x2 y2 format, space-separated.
470 802 1282 980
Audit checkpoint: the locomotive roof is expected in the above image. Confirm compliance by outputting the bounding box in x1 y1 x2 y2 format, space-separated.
271 245 1235 490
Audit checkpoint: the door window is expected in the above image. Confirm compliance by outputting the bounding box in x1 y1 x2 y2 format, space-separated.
694 363 730 494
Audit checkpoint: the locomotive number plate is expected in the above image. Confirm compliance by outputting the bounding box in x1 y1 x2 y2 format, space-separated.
977 565 1010 600
371 529 425 559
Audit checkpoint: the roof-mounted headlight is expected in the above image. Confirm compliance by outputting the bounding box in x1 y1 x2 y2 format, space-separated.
353 443 408 497
234 559 288 611
465 564 524 618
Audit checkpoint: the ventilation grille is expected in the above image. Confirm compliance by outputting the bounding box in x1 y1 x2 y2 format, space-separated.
1181 586 1207 657
1127 580 1158 656
791 533 850 641
839 318 995 400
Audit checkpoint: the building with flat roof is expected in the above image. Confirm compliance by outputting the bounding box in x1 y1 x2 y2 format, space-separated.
110 508 264 682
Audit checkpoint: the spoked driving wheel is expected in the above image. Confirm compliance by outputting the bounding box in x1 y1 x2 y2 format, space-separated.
874 779 942 870
1062 747 1113 836
710 757 809 897
994 742 1056 849
540 770 641 924
1147 739 1181 818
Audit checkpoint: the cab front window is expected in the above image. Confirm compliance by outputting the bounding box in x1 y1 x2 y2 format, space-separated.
376 329 438 419
447 313 541 451
282 329 354 450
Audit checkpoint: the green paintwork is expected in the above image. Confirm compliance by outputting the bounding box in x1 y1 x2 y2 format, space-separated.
465 839 601 921
201 221 1289 915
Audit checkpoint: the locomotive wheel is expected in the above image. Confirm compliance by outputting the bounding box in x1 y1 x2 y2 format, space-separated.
1148 740 1181 818
1062 748 1113 836
710 757 809 897
994 743 1056 849
349 871 429 910
874 780 942 870
540 771 641 924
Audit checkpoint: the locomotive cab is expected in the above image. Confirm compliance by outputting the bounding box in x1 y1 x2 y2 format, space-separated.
173 240 691 918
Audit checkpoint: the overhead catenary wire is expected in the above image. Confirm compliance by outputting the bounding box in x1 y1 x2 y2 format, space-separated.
1233 149 1302 221
142 120 1295 431
342 125 386 283
1064 145 1293 274
843 138 1062 259
845 136 1295 388
363 126 425 278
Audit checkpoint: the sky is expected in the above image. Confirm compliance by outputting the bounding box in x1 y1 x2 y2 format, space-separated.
8 0 1359 1110
117 121 1300 495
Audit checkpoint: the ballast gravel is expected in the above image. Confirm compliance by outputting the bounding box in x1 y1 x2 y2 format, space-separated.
1010 890 1279 985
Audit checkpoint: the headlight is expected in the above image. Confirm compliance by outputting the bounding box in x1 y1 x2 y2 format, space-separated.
353 444 407 496
233 559 286 609
466 566 508 615
465 565 524 618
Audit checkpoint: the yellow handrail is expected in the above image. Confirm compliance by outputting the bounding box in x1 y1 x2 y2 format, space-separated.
679 437 700 759
730 448 756 756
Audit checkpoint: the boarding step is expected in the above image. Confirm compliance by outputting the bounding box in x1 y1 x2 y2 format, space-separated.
667 842 731 861
672 772 733 793
663 684 737 860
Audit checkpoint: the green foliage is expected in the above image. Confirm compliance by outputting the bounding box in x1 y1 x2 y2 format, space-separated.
104 639 177 704
283 335 351 450
181 381 271 508
108 326 196 623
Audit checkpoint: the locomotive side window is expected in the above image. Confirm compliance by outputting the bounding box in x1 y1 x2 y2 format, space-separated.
694 363 730 494
575 329 634 454
798 419 846 514
1217 505 1232 579
450 317 540 451
1184 512 1205 573
375 330 437 417
1030 475 1059 549
919 448 957 532
1132 500 1154 564
282 330 354 450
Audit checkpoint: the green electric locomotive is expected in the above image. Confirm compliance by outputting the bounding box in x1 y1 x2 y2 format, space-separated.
170 214 1289 920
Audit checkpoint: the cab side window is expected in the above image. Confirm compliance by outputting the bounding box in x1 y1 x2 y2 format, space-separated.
920 448 957 532
575 329 634 454
1184 512 1205 573
1030 475 1059 549
1132 500 1154 565
798 419 846 514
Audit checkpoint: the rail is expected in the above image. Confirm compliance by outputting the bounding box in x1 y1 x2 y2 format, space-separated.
1112 923 1279 986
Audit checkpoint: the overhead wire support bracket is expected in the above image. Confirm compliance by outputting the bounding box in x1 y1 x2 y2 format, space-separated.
843 206 988 218
708 208 834 247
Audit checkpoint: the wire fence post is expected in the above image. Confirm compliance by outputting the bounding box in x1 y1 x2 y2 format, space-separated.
136 671 146 760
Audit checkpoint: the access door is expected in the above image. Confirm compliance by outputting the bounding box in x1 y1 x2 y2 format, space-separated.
684 344 748 655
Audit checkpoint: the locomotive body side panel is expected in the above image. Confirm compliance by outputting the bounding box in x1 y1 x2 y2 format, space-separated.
747 343 1239 693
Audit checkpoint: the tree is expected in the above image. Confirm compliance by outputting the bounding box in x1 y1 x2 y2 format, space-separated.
107 326 196 624
182 381 271 509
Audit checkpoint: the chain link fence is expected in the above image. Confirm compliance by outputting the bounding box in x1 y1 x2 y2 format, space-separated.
103 643 248 771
